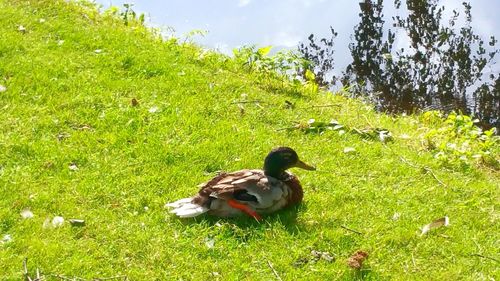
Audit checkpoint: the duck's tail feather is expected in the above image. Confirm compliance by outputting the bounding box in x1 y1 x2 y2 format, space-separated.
165 198 209 218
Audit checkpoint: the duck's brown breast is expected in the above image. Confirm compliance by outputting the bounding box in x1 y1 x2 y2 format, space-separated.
283 175 304 207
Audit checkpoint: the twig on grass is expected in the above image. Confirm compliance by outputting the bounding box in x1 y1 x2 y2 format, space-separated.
362 115 375 128
231 100 264 104
399 157 420 169
422 167 447 188
399 157 447 187
341 225 363 235
471 253 500 263
23 258 43 281
411 252 417 268
266 260 283 281
302 104 341 109
94 275 129 281
23 258 31 281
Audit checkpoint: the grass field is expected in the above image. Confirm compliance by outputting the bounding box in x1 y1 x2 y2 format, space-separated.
0 1 498 280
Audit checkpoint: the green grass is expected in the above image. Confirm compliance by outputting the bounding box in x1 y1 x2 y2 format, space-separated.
0 1 498 280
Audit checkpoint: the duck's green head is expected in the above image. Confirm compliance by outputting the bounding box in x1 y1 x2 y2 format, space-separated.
263 147 315 179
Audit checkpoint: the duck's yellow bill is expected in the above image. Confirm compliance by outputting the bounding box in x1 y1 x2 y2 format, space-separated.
295 160 316 171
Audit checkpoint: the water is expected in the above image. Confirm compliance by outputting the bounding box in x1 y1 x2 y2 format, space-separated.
94 0 500 128
94 0 498 68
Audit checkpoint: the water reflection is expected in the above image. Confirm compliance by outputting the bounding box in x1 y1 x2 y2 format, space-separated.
97 0 499 129
301 0 499 129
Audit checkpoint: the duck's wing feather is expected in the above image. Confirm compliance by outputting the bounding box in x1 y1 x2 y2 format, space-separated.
199 169 288 209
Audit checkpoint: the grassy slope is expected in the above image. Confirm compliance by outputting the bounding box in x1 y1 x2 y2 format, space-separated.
0 1 498 280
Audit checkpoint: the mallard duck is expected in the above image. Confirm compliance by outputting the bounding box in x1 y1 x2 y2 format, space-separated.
166 147 315 220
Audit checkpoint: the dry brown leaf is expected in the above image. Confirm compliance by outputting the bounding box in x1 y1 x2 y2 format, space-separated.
347 250 369 269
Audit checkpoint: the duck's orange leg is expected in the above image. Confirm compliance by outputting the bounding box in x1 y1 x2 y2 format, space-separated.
227 199 262 221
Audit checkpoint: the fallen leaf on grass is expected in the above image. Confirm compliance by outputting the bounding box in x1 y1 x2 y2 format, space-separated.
420 216 449 236
392 212 401 221
293 249 335 267
292 257 309 268
70 123 93 131
347 250 369 269
204 237 215 249
399 134 410 139
1 234 12 244
311 250 334 262
57 132 70 141
148 106 159 113
52 216 65 228
284 100 294 109
20 208 34 219
68 163 78 171
69 219 85 227
343 147 356 153
78 124 93 131
378 130 392 142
